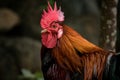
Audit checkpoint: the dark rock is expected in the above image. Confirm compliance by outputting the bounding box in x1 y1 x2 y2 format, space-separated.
0 37 42 79
0 43 21 80
0 8 20 31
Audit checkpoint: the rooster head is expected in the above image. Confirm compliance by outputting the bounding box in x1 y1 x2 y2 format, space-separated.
40 2 64 48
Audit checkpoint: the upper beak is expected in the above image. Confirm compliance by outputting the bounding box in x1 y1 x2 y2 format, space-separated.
41 29 47 33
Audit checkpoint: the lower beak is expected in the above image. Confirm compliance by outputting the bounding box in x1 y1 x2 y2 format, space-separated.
41 29 47 33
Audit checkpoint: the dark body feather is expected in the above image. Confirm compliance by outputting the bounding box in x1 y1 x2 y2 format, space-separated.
41 46 84 80
41 46 69 80
102 53 120 80
41 45 120 80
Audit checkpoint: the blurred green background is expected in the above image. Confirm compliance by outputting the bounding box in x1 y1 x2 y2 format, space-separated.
0 0 101 80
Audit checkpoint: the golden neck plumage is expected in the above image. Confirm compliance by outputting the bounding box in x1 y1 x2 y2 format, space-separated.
62 25 103 53
52 25 109 80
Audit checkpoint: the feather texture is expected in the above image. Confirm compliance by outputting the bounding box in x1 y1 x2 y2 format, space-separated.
41 25 114 80
40 2 120 80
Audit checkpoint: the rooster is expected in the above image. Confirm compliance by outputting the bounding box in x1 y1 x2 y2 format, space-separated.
40 2 120 80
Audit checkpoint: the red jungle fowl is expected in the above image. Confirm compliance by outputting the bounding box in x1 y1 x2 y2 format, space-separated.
40 2 120 80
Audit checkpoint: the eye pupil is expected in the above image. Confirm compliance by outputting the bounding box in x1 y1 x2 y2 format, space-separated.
52 25 56 28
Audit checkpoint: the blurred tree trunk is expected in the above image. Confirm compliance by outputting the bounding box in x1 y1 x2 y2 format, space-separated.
116 0 120 53
99 0 118 52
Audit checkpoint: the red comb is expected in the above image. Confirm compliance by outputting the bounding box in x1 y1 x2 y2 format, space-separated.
40 1 64 29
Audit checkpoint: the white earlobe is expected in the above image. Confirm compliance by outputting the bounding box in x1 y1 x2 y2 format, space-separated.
57 29 63 39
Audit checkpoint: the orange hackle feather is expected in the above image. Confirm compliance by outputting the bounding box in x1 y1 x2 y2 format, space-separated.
52 25 109 80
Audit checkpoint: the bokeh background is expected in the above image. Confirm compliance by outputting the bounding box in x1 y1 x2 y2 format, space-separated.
0 0 106 80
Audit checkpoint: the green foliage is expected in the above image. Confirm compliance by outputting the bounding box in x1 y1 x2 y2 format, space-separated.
49 0 55 6
39 0 55 13
34 72 43 80
18 69 43 80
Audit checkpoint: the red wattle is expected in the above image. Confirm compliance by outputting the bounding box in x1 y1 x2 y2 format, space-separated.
42 32 57 48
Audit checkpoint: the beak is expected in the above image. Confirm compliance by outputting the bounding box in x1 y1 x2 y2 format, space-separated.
41 29 47 33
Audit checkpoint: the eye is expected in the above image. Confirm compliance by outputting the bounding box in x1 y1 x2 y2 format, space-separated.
52 25 57 28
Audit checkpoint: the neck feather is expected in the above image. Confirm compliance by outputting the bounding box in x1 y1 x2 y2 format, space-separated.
63 25 103 53
52 25 109 80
